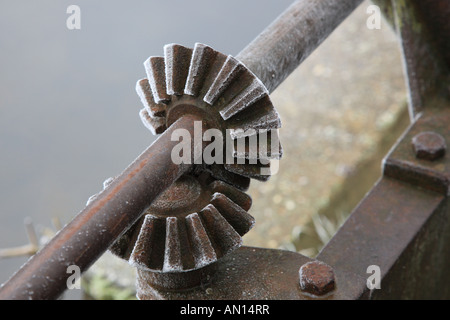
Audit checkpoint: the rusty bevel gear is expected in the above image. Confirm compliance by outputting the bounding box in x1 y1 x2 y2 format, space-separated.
110 43 283 275
110 172 254 273
138 43 283 183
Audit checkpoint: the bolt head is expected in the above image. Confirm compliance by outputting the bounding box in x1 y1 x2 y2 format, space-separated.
412 131 446 161
299 261 335 296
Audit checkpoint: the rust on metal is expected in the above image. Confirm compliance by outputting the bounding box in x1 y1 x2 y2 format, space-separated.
138 43 283 184
384 108 450 195
317 176 448 299
109 171 255 275
136 246 370 300
314 11 450 293
390 0 450 118
299 261 336 297
412 131 447 161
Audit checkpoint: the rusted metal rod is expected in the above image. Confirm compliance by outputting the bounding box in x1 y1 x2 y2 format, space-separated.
236 0 363 93
0 115 202 300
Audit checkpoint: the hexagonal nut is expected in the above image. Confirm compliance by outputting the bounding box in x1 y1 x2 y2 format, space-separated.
412 131 446 161
299 261 335 296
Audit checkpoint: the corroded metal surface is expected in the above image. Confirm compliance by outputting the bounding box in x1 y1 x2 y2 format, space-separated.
414 0 450 68
384 107 450 195
154 175 448 300
317 177 448 299
391 0 450 118
370 195 450 299
138 43 283 183
412 131 447 161
110 172 255 274
136 246 367 300
299 261 336 296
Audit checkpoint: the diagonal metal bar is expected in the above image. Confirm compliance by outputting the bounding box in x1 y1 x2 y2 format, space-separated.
237 0 363 93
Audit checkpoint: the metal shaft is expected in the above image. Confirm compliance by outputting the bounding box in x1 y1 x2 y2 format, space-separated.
236 0 363 93
0 115 201 300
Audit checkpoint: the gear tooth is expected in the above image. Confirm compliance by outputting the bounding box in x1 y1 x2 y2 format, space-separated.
199 204 242 257
233 135 259 160
208 164 251 191
211 193 255 236
139 109 167 135
144 56 170 104
224 162 271 182
232 130 283 161
185 213 217 268
203 55 245 105
219 78 268 120
260 129 283 160
109 220 143 260
225 94 281 139
130 215 165 271
163 217 183 272
164 44 193 96
136 79 166 118
229 113 281 139
185 43 218 97
209 180 252 211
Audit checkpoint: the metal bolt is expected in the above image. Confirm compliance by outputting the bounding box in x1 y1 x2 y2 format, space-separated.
411 131 447 161
299 261 336 296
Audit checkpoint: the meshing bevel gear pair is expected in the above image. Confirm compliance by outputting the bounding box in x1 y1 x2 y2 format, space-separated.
110 43 282 274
